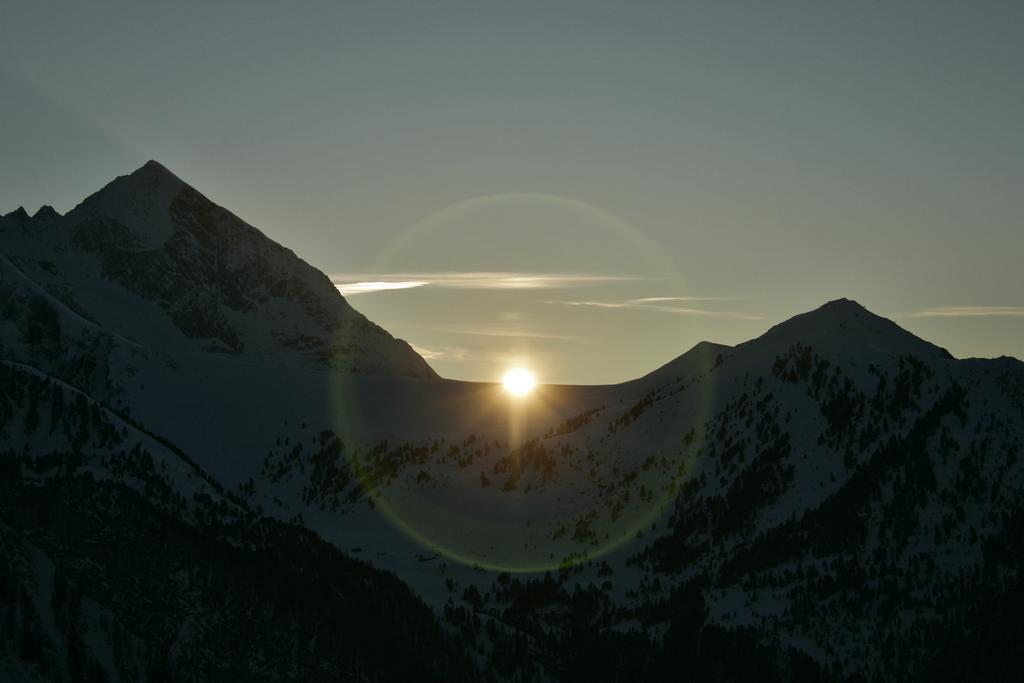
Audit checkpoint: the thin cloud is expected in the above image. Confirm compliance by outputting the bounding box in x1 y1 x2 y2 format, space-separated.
335 280 428 295
628 296 735 304
546 299 762 320
331 271 640 294
409 343 469 361
904 306 1024 318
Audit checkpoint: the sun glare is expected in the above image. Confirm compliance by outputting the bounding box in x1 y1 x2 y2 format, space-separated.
502 367 537 396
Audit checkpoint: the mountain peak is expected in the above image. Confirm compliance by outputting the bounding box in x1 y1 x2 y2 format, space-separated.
819 297 865 312
117 159 185 191
133 159 177 180
636 339 733 385
802 298 875 326
32 204 61 221
70 159 188 247
21 159 438 378
747 298 954 361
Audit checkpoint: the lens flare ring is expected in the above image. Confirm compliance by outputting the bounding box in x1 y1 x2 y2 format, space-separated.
328 193 714 573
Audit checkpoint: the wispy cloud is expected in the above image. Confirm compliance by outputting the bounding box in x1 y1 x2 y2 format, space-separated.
409 343 469 361
628 296 735 304
335 280 428 295
904 306 1024 318
546 298 761 320
331 271 639 295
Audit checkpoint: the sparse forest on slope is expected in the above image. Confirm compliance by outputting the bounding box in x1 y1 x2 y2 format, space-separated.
0 362 474 682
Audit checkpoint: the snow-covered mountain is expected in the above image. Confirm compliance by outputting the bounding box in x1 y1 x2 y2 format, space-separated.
0 160 436 393
2 164 1023 681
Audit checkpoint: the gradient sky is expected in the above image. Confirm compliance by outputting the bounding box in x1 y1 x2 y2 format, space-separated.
2 1 1022 383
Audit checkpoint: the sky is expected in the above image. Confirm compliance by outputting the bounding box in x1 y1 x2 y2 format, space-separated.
1 1 1022 384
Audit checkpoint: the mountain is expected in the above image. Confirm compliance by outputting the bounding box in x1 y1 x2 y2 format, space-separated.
0 361 473 682
0 160 436 391
741 297 954 360
2 164 1023 681
243 297 1024 680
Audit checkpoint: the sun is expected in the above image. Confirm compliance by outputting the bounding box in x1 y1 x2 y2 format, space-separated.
502 367 536 396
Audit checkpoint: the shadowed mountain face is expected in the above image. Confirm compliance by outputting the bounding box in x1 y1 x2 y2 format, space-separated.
2 164 1023 681
0 161 436 384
